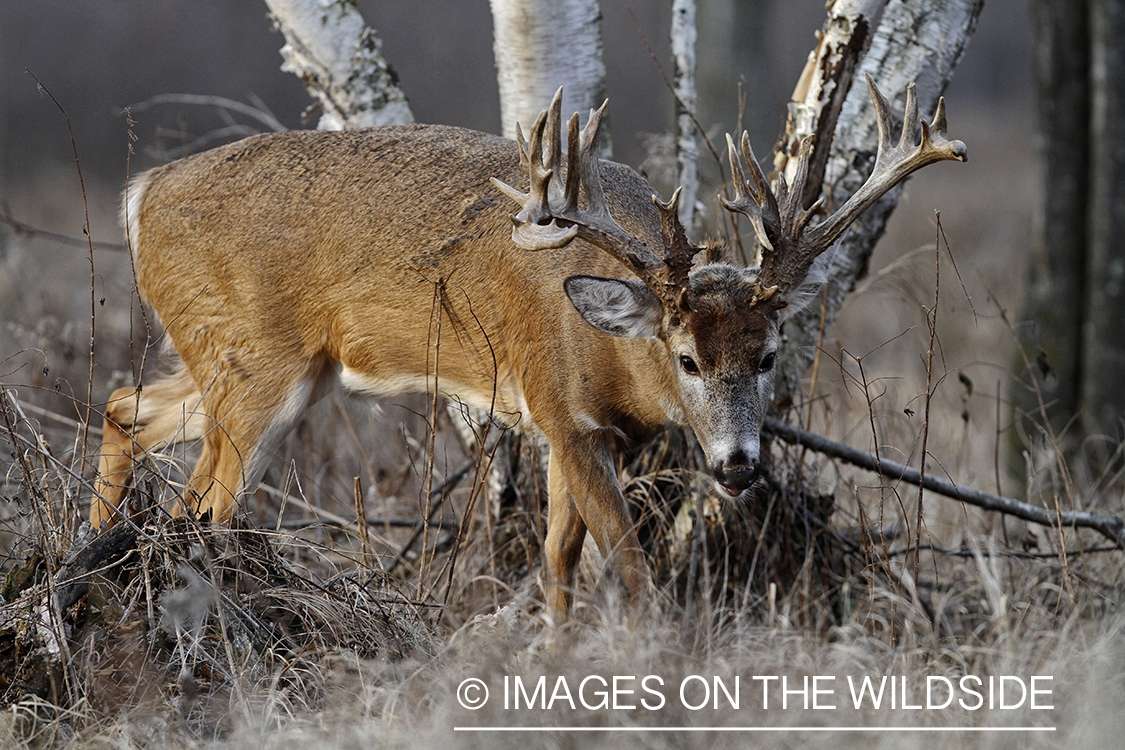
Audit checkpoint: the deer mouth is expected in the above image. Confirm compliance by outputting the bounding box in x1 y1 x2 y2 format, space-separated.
715 479 760 501
707 454 762 499
715 481 747 499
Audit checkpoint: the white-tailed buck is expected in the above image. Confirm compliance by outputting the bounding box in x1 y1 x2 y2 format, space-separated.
93 78 965 618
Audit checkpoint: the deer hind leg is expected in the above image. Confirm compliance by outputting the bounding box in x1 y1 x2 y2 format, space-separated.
178 357 323 524
92 366 204 529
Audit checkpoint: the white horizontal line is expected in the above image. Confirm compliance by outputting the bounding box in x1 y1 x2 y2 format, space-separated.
454 726 1056 732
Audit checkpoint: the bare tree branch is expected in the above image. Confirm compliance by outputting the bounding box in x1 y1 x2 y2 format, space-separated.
763 416 1125 548
1 204 126 252
773 0 985 404
123 93 287 132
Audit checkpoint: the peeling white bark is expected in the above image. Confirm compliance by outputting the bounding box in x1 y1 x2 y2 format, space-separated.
266 0 414 130
490 0 611 157
780 1 888 189
773 0 984 405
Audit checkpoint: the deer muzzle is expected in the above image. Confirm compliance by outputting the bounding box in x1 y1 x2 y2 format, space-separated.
710 452 761 499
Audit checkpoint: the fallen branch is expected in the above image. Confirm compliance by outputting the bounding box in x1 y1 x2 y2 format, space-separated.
54 523 139 611
763 416 1125 548
275 516 458 531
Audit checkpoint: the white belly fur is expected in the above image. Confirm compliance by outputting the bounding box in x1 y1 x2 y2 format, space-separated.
338 365 530 429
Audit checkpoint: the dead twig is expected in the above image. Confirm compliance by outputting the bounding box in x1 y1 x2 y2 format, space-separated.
123 92 286 133
26 71 100 522
0 204 127 252
274 516 458 531
387 454 481 575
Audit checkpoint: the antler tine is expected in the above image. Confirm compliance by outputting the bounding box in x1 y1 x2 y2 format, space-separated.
657 185 681 218
899 83 920 151
653 186 701 306
721 129 824 256
778 135 824 241
921 97 953 154
514 121 530 173
869 74 896 155
569 99 678 294
526 105 555 205
653 186 682 258
717 74 966 302
724 133 750 200
545 88 565 205
740 130 772 203
491 117 534 208
930 95 950 137
804 74 967 253
563 111 581 214
576 100 612 222
490 100 579 251
720 131 776 253
746 133 825 297
492 91 672 297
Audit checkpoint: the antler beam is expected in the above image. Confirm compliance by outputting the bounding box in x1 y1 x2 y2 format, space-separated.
492 88 701 311
722 74 967 298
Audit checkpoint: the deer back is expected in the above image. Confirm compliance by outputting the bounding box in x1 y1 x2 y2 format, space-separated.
127 124 677 438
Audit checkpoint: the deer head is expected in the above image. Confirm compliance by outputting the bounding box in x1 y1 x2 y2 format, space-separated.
493 80 966 499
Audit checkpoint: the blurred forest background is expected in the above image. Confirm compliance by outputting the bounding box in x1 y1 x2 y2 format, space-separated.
0 0 1034 524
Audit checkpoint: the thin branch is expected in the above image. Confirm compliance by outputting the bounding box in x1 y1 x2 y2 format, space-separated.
620 0 725 180
763 416 1125 548
884 542 1119 561
386 452 482 576
275 516 458 531
123 93 287 133
150 124 263 161
0 205 127 252
913 213 941 583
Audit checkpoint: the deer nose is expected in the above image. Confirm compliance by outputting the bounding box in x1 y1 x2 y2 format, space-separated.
712 456 760 498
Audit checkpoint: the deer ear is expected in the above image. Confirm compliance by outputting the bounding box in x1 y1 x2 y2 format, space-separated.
564 275 664 339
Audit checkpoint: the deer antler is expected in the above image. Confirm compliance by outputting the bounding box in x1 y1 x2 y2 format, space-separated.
722 74 967 300
492 88 701 311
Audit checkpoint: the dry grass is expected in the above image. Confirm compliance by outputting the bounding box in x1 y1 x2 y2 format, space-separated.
1 103 1124 748
1 511 1119 749
1 346 1122 748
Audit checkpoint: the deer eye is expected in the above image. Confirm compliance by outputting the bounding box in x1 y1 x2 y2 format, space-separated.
759 351 777 373
679 355 700 375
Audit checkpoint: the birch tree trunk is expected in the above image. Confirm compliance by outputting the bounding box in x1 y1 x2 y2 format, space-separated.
265 0 414 130
771 0 984 408
672 0 699 231
489 0 611 156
